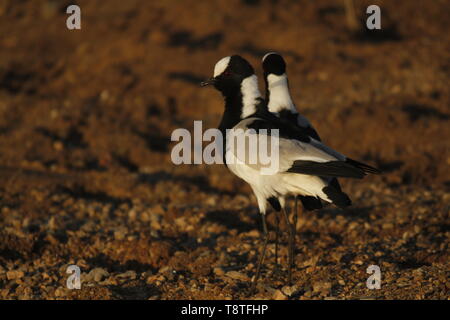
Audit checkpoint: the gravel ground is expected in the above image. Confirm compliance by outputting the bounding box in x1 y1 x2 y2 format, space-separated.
0 0 449 299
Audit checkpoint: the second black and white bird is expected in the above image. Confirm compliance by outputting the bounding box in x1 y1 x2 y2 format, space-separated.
201 54 380 289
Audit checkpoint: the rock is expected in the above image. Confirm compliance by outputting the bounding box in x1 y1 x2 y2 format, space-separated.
175 217 187 229
76 259 88 268
150 220 162 231
6 270 24 280
313 281 332 294
382 223 394 230
225 271 248 281
273 289 288 300
87 268 109 282
158 266 175 280
331 251 343 262
151 204 165 216
146 274 166 286
1 289 10 298
54 287 66 297
302 256 319 268
281 285 298 297
117 270 137 279
114 227 127 240
48 216 57 229
245 230 260 238
128 209 137 220
158 266 171 274
148 241 172 266
213 267 225 276
53 141 63 151
205 197 217 206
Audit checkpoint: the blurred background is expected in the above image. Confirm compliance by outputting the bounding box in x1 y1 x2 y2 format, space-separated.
0 0 448 300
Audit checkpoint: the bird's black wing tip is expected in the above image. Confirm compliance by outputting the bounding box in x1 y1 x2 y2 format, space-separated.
346 158 382 175
287 160 365 179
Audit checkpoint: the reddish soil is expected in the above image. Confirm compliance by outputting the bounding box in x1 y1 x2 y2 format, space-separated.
0 0 448 299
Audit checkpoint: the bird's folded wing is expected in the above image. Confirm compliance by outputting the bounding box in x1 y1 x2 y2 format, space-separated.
226 117 365 178
296 114 322 142
277 111 322 141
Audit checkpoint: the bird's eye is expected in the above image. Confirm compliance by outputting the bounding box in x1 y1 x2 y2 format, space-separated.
223 70 232 76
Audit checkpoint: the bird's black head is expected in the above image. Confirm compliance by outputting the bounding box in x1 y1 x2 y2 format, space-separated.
201 55 255 95
262 52 286 77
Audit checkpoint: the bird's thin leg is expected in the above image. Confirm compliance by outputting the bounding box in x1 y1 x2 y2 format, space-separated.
292 197 299 273
274 210 280 268
282 207 294 285
251 213 269 293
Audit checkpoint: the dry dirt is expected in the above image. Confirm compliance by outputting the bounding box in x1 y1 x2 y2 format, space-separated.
0 0 449 300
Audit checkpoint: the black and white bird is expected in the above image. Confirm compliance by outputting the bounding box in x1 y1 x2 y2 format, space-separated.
262 51 380 206
261 52 361 278
201 55 380 289
263 52 331 212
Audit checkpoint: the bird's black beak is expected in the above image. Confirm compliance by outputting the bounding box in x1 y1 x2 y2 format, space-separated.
200 77 216 87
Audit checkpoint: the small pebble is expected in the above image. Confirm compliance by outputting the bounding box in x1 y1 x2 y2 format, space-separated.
6 270 24 280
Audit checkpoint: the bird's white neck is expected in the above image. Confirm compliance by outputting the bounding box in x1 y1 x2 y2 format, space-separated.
266 73 297 114
240 75 261 119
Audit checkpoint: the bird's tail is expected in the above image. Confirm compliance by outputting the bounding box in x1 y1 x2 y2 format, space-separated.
322 185 352 208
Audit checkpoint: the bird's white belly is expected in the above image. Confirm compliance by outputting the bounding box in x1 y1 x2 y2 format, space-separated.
226 151 329 202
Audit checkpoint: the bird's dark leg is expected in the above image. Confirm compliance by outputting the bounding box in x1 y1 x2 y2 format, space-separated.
282 207 294 285
251 213 269 294
292 197 299 274
274 210 280 268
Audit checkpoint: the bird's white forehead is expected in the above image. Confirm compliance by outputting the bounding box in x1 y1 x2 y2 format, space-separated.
213 56 231 77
